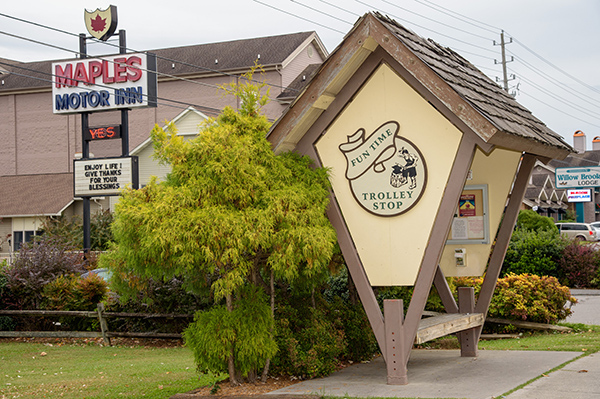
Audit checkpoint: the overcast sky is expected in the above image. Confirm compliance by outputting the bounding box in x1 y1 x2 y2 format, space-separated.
2 0 599 149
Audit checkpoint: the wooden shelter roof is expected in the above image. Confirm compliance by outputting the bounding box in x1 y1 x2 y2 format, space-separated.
268 12 572 160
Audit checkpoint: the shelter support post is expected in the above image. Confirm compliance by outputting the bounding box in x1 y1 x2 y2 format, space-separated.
401 133 479 351
384 299 408 385
457 287 478 357
474 154 537 331
433 265 458 313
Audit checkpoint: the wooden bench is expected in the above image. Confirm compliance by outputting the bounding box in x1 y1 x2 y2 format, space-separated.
415 312 484 344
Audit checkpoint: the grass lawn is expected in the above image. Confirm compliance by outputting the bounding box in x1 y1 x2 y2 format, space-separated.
0 339 219 399
479 323 600 352
2 324 600 399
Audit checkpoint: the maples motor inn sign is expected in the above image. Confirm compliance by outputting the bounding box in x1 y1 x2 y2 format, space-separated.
52 53 157 114
339 121 427 216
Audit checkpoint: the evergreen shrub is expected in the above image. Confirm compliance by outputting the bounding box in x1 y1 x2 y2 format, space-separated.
501 228 567 278
184 285 277 378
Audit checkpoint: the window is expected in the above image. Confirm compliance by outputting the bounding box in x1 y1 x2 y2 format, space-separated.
13 230 40 251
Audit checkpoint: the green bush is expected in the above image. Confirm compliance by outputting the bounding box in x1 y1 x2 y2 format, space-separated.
501 228 568 278
184 285 277 378
272 301 345 378
104 276 211 334
40 211 114 251
336 300 378 362
454 273 574 324
516 209 558 232
42 273 107 311
41 273 108 331
376 285 447 313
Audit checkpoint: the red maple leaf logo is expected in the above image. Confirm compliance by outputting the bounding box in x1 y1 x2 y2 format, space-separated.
90 14 107 32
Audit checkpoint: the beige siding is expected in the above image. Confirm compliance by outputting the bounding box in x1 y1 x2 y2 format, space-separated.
137 143 172 186
282 42 324 88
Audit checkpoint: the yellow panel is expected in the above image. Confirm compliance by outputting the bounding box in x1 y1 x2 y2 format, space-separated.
315 63 463 286
440 147 522 277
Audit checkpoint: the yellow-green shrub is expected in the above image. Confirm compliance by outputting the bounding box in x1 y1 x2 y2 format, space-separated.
454 273 574 324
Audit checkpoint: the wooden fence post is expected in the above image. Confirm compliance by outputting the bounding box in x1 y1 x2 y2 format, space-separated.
96 303 111 346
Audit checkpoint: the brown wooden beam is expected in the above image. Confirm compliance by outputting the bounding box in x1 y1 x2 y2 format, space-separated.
457 287 478 357
433 265 458 314
384 299 407 384
474 154 538 325
402 133 479 352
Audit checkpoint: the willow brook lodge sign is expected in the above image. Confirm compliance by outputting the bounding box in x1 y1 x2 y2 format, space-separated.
555 166 600 189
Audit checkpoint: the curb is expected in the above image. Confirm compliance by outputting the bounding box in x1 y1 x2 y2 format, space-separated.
170 395 321 399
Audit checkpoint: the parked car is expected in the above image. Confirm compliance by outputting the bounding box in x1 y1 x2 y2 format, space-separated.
81 268 113 283
555 222 599 241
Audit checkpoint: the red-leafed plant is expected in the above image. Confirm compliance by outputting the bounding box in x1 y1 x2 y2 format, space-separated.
558 242 600 288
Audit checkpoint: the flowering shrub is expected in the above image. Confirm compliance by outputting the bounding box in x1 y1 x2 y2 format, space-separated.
454 273 574 324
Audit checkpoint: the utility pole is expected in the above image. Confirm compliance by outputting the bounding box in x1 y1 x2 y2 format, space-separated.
494 30 515 94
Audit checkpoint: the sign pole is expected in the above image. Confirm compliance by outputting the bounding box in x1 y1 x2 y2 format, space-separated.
79 33 91 254
119 30 129 157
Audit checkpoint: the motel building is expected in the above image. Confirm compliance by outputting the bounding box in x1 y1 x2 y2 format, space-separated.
0 31 327 260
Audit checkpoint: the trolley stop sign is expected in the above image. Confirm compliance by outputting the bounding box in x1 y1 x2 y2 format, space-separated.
555 166 600 189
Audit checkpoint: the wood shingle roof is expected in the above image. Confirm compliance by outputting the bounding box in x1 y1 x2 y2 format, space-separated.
268 12 572 160
373 13 571 153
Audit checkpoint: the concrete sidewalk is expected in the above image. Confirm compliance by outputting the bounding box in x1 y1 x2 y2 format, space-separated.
267 350 586 399
504 352 599 399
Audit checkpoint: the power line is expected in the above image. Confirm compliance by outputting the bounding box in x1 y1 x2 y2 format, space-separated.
380 0 494 41
510 36 600 96
317 0 362 18
514 73 600 120
353 0 498 55
0 12 300 94
518 90 600 130
252 0 346 34
413 0 500 34
290 0 352 26
506 49 600 107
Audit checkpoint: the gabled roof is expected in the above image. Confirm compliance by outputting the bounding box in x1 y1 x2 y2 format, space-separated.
0 173 74 217
154 31 325 76
268 12 573 159
549 150 600 168
277 64 321 100
130 106 209 156
374 14 569 153
0 31 327 92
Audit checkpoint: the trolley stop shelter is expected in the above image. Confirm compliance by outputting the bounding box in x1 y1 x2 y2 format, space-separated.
267 12 572 384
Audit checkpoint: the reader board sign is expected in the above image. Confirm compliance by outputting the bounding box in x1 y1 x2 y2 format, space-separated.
74 156 138 197
556 166 600 189
52 53 157 114
84 125 121 141
567 188 592 202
